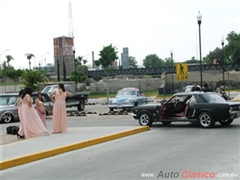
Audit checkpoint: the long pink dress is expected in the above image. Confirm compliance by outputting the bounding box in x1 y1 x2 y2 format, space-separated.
36 100 47 128
17 97 24 135
20 94 50 138
52 89 67 133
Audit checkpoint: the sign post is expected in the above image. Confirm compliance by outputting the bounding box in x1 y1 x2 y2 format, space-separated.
176 63 188 92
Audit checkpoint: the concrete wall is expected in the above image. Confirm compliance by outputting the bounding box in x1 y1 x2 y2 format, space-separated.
90 71 240 93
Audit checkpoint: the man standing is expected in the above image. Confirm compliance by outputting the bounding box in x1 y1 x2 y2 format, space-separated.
202 83 213 92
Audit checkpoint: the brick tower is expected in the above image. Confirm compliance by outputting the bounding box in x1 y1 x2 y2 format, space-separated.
53 36 74 79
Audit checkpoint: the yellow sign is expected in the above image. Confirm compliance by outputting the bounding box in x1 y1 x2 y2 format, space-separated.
176 63 188 81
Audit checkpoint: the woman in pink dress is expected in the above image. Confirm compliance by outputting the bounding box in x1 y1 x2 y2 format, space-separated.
17 89 24 139
18 87 50 139
50 83 72 133
35 92 47 128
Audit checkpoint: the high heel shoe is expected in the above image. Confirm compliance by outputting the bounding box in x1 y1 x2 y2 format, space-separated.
17 133 25 139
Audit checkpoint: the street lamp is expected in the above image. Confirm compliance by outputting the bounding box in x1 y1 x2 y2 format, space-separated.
170 50 174 94
221 37 225 86
41 52 49 67
197 11 203 88
72 46 77 91
0 49 9 76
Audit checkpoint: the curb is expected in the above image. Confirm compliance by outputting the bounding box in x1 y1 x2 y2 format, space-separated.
0 126 150 170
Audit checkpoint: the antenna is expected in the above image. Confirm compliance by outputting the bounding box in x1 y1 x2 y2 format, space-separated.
68 0 74 38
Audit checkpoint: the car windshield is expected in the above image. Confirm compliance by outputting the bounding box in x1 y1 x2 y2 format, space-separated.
42 87 51 93
117 90 136 96
203 93 226 103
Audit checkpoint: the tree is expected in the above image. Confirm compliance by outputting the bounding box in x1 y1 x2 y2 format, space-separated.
224 31 240 63
185 57 200 64
143 54 164 68
25 53 35 69
94 44 118 69
94 44 118 101
203 48 223 64
5 69 23 92
163 57 175 67
5 55 14 67
70 56 88 85
70 71 87 83
21 69 48 91
129 56 138 68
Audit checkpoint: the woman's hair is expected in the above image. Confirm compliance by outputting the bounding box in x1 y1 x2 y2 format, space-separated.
37 92 42 100
58 83 65 92
18 89 24 97
21 87 33 99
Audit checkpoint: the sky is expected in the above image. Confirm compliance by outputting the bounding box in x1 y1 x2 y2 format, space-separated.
0 0 239 69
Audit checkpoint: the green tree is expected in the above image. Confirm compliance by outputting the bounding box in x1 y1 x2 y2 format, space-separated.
224 31 240 63
94 44 118 69
92 75 102 82
5 69 23 92
163 57 175 67
185 57 200 64
203 48 223 64
70 71 87 83
71 56 88 85
21 69 48 91
129 56 138 68
25 53 35 69
143 54 164 68
94 44 118 101
5 55 14 67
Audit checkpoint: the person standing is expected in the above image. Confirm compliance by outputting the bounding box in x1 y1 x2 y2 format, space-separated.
50 83 72 134
35 92 47 128
18 87 50 139
17 89 24 139
202 83 213 92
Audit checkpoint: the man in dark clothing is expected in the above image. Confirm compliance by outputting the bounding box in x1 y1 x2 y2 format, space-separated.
202 83 213 92
191 82 201 91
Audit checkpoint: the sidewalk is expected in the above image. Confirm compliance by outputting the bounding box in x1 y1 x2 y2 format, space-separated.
0 126 150 170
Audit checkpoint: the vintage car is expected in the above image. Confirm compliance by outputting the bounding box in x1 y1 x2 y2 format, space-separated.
132 92 240 128
108 87 148 111
0 92 53 123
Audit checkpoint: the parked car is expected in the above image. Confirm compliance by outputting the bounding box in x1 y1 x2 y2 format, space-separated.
41 84 88 111
132 92 240 128
108 87 148 111
0 92 53 123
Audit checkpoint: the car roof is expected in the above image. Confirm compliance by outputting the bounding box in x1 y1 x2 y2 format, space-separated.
174 91 214 96
121 87 140 91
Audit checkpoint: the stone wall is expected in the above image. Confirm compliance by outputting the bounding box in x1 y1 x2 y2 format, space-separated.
90 71 240 93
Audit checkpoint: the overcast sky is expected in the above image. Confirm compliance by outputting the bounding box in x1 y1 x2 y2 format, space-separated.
0 0 239 69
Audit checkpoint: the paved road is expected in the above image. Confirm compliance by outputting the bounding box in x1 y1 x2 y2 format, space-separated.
2 118 240 180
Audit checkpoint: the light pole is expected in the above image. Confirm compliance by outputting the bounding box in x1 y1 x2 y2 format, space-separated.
197 11 203 88
170 50 173 94
0 49 9 76
41 52 49 67
72 46 77 91
221 37 225 86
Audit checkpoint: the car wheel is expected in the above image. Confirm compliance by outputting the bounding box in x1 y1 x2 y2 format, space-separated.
2 113 13 123
219 119 233 126
198 112 215 128
138 112 153 126
77 99 85 111
161 121 172 125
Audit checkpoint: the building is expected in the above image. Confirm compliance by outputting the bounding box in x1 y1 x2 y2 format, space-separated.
53 36 75 79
